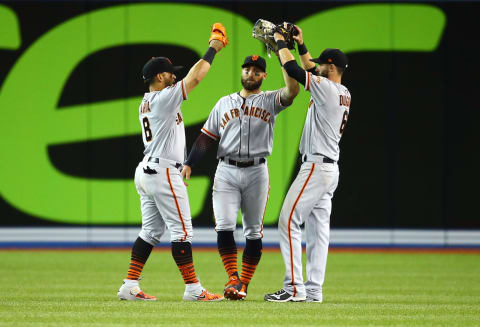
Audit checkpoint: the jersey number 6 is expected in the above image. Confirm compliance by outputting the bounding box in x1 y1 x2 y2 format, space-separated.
340 111 349 135
142 117 153 142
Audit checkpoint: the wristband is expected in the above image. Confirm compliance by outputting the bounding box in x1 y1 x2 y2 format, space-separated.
202 47 217 65
276 40 287 50
298 42 308 55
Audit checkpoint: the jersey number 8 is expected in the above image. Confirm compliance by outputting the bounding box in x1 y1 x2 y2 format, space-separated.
142 117 153 142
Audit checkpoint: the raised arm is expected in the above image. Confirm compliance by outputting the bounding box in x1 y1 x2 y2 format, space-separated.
184 23 228 94
292 25 316 73
274 32 307 86
279 66 299 106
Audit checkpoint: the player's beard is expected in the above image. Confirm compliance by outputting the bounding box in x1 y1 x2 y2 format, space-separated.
166 78 175 87
164 73 176 87
241 77 263 91
318 66 329 78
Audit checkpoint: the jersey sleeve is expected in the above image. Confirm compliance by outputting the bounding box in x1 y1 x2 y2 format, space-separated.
305 72 329 104
267 90 289 115
201 103 220 141
153 79 187 113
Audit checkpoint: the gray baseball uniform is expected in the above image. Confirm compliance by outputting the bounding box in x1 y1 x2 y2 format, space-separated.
279 71 351 300
135 79 193 244
201 90 288 239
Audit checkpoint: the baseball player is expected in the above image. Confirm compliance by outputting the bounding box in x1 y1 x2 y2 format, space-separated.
181 54 299 300
264 25 351 303
117 23 228 302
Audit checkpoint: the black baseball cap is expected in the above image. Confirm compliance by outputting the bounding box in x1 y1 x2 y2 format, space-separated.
310 48 348 69
142 57 183 80
241 55 266 72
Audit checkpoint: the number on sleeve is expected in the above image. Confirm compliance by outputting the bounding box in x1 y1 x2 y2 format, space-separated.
339 110 349 135
143 117 153 142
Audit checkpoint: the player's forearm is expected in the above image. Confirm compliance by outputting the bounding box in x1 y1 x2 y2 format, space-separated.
280 67 299 105
184 52 214 92
186 60 209 85
184 41 223 94
278 47 295 66
298 42 316 71
300 53 315 71
184 133 216 167
276 37 306 85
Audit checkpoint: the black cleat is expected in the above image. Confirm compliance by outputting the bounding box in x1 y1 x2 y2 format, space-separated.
264 289 306 302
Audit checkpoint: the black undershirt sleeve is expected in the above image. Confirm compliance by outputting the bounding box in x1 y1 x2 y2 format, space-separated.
184 133 217 167
307 67 319 76
283 60 306 86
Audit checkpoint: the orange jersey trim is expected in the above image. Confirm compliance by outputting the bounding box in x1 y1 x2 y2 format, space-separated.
166 168 188 241
181 80 187 100
260 183 270 239
287 163 315 297
201 127 219 140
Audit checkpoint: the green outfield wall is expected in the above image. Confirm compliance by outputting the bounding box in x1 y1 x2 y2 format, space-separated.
0 1 478 229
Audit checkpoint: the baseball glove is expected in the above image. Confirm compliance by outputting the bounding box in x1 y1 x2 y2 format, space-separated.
209 22 228 47
252 19 297 56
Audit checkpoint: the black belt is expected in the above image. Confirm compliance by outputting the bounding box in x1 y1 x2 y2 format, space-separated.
302 154 335 164
220 157 266 168
147 157 182 169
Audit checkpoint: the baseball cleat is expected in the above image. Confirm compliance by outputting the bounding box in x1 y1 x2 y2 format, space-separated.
118 280 157 301
223 275 245 300
305 296 323 303
183 288 224 301
236 283 248 300
264 289 306 302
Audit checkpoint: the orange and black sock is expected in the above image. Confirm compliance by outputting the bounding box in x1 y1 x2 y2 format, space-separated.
217 231 238 277
240 238 262 286
171 241 199 284
126 237 153 280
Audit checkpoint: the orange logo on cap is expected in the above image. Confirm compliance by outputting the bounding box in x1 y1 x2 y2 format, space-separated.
165 57 173 64
251 55 259 61
328 58 333 63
